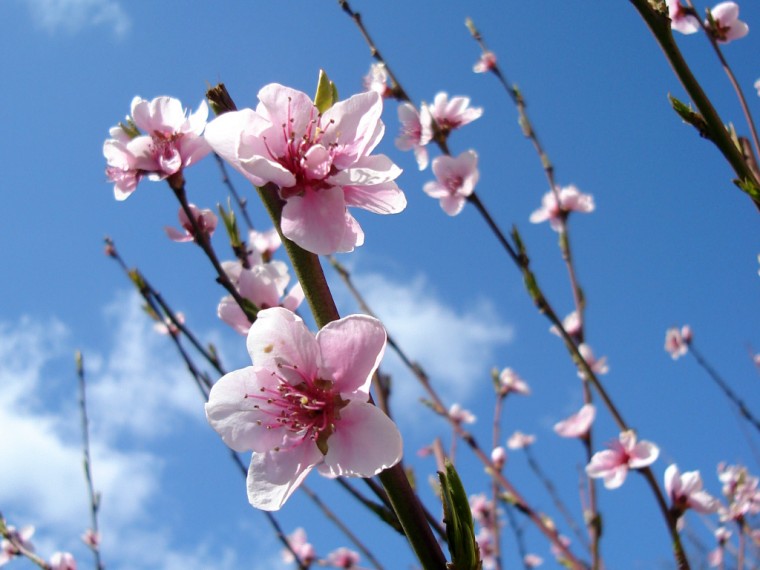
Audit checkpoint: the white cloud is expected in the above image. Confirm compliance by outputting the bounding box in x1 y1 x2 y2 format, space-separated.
23 0 131 38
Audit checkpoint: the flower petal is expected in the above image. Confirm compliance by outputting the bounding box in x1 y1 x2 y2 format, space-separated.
280 186 351 255
247 444 322 511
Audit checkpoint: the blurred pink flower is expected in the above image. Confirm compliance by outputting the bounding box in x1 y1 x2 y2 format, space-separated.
326 547 362 569
81 529 100 549
49 552 76 570
578 343 609 379
586 430 659 489
666 0 700 34
448 403 476 424
396 102 432 170
473 51 497 73
554 404 596 438
0 525 34 565
498 368 530 396
282 528 316 565
664 325 691 359
248 228 282 261
708 527 731 567
475 528 496 570
717 463 760 521
164 204 218 243
423 150 479 216
507 431 536 450
491 446 507 470
363 62 393 98
707 2 749 43
428 92 483 133
469 494 498 527
550 310 582 338
205 307 402 510
664 464 720 515
530 185 595 231
153 311 185 337
205 84 406 255
524 554 544 567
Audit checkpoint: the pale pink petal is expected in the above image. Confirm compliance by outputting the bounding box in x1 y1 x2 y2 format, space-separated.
343 180 407 214
317 315 387 395
247 443 322 511
629 440 660 468
323 91 384 167
280 187 352 255
281 282 304 312
318 401 402 477
204 109 268 186
554 404 596 438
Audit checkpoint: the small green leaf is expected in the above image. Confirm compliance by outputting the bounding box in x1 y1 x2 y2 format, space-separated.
439 460 482 570
735 177 760 201
668 94 709 139
314 69 338 113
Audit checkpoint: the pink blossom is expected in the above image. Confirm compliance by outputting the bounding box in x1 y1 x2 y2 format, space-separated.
282 528 316 565
205 307 403 510
507 431 535 450
103 138 142 200
755 79 760 97
423 150 479 216
475 528 496 570
473 51 497 73
218 261 304 335
0 525 34 565
498 368 530 396
205 84 406 255
707 2 749 43
448 403 476 424
428 92 483 133
524 554 544 567
164 204 218 243
469 494 498 527
530 185 595 231
666 0 700 34
363 63 393 98
577 343 609 379
549 310 582 338
81 529 100 549
554 404 596 438
491 446 507 470
586 430 659 489
708 527 731 567
664 325 691 359
664 464 720 515
248 228 282 261
717 463 760 521
326 547 362 569
153 311 185 336
395 102 433 170
49 552 77 570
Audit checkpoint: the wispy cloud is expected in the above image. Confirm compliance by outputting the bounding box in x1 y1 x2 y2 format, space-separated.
23 0 131 38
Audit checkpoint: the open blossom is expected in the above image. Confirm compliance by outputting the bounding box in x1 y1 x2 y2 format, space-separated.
586 430 659 489
507 431 536 450
707 2 749 43
164 204 218 243
530 185 595 231
549 310 582 338
473 51 497 73
153 311 185 336
554 404 596 438
0 525 34 565
707 527 732 567
666 0 699 34
664 464 720 515
498 367 530 396
469 494 498 527
664 325 692 359
205 307 403 510
717 463 760 521
448 403 476 424
396 102 432 170
282 528 316 565
326 547 362 569
218 261 304 335
363 62 393 98
205 83 406 255
578 343 609 379
423 150 479 216
248 228 282 261
49 552 76 570
428 92 483 133
104 96 211 200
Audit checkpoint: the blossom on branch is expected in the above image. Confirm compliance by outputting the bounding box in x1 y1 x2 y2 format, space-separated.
396 102 432 170
205 84 406 255
326 547 362 569
205 307 403 510
363 62 393 98
553 404 596 438
498 367 530 396
428 92 483 134
164 204 218 243
49 552 77 570
666 0 700 34
507 431 535 450
0 525 34 566
707 2 749 43
664 464 720 516
586 430 659 489
282 528 316 565
423 150 479 216
577 343 609 379
473 51 497 73
530 185 595 231
664 325 691 359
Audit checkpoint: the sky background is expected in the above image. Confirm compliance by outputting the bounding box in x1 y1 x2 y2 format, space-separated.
0 0 758 569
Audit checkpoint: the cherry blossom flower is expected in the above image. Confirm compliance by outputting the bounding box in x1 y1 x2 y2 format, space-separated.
81 529 100 549
395 102 432 170
507 431 536 450
448 403 476 424
164 204 218 243
363 62 393 98
104 96 211 200
205 307 403 510
248 228 282 262
218 261 304 335
524 554 544 568
666 0 700 34
717 463 760 521
473 51 497 73
428 92 483 134
423 150 479 216
707 2 749 43
326 547 362 569
530 185 595 231
586 430 659 489
708 527 731 567
498 368 530 396
664 325 692 359
549 310 582 338
0 525 34 565
554 404 596 438
49 552 77 570
205 84 406 255
282 528 316 565
469 494 498 527
577 343 609 379
664 464 720 516
491 446 507 470
153 311 185 336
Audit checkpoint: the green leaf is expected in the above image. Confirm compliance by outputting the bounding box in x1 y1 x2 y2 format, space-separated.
668 94 709 139
314 69 338 113
735 177 760 201
438 460 482 570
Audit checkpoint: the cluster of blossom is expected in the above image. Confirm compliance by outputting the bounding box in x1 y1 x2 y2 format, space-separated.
282 527 365 569
0 525 80 569
664 324 692 359
667 0 749 41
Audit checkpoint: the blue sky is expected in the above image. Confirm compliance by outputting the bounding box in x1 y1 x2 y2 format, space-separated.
0 0 758 569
